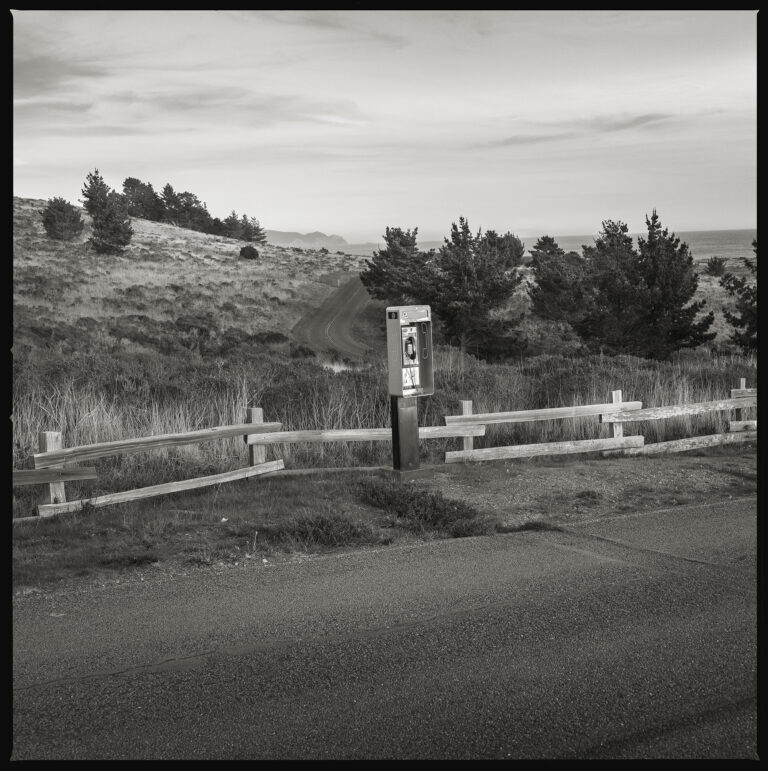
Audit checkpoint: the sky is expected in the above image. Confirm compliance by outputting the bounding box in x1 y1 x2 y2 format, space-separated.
12 10 757 244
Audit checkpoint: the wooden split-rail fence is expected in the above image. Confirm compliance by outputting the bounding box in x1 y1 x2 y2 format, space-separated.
445 380 756 463
12 381 756 522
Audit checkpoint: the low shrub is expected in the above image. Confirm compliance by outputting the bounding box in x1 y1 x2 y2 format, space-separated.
703 256 727 276
240 245 259 260
40 197 84 241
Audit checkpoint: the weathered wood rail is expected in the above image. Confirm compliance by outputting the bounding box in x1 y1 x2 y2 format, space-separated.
444 390 645 463
444 381 756 463
600 379 756 457
33 422 284 469
12 467 98 486
246 425 485 445
599 396 756 423
25 461 285 519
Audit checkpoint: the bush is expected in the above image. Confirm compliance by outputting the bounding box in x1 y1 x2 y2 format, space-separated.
40 197 84 241
239 245 259 260
703 256 727 276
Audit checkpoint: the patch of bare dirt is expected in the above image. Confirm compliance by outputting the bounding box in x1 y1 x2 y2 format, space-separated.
406 446 757 528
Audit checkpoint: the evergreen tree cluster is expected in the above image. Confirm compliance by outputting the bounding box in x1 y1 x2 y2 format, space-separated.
527 211 716 359
361 218 526 358
141 178 265 243
81 169 266 245
361 210 731 361
41 169 267 254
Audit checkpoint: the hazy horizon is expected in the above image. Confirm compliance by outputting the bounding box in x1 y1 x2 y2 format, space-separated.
13 11 756 243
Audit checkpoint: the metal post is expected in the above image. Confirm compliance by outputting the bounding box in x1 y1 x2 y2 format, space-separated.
391 396 420 479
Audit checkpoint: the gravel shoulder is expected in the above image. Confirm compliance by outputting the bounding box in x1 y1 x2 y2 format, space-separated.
405 446 757 529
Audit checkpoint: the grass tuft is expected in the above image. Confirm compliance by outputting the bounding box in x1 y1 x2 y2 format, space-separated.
258 511 385 551
356 478 500 538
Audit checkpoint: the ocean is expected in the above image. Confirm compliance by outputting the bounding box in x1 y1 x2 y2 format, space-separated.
541 229 756 263
348 229 756 262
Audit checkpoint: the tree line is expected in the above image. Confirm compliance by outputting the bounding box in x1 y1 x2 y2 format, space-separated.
359 212 757 360
39 169 267 253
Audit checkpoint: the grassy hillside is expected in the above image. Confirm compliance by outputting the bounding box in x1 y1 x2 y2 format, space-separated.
13 197 369 361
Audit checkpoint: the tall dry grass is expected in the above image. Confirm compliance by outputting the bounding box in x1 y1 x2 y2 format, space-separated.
13 346 756 507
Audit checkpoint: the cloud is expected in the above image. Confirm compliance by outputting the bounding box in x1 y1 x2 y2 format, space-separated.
480 112 676 149
252 10 409 47
13 52 111 99
104 86 367 128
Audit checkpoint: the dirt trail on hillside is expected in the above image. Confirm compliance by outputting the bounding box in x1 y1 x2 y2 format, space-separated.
292 275 372 358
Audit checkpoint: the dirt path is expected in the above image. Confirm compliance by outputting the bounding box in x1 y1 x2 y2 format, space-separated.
291 275 372 358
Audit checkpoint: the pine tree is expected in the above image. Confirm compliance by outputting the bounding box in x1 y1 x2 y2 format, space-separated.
89 191 134 253
239 214 255 242
161 183 181 224
422 217 523 353
528 236 586 323
80 168 110 216
223 210 242 239
720 239 757 353
122 177 164 220
635 210 715 358
359 226 427 305
249 217 267 245
575 220 650 354
40 197 84 240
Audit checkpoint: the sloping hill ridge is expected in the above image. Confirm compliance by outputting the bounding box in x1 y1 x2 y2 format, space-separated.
264 229 348 250
12 197 370 360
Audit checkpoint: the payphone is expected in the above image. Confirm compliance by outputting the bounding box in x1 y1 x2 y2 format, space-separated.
386 306 434 476
386 305 434 398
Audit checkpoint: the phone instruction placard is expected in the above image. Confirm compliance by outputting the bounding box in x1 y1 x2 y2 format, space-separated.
401 326 420 392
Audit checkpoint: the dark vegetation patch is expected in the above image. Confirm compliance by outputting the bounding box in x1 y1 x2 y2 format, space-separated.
496 521 564 533
356 478 500 538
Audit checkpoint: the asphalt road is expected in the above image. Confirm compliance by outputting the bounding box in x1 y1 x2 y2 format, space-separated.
12 498 758 759
291 275 371 358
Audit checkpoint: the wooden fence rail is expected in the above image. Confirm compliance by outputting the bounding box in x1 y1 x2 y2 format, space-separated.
600 396 756 423
13 467 98 486
444 391 645 462
443 383 756 463
446 435 645 463
33 422 283 469
33 461 285 519
603 431 756 457
444 400 643 427
246 425 485 445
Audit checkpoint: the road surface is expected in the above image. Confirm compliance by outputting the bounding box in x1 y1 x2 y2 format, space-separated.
12 498 758 759
292 275 372 358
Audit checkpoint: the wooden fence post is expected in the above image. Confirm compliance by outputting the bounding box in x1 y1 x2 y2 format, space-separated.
735 378 746 422
38 431 66 505
247 407 266 466
610 390 623 439
460 400 474 453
